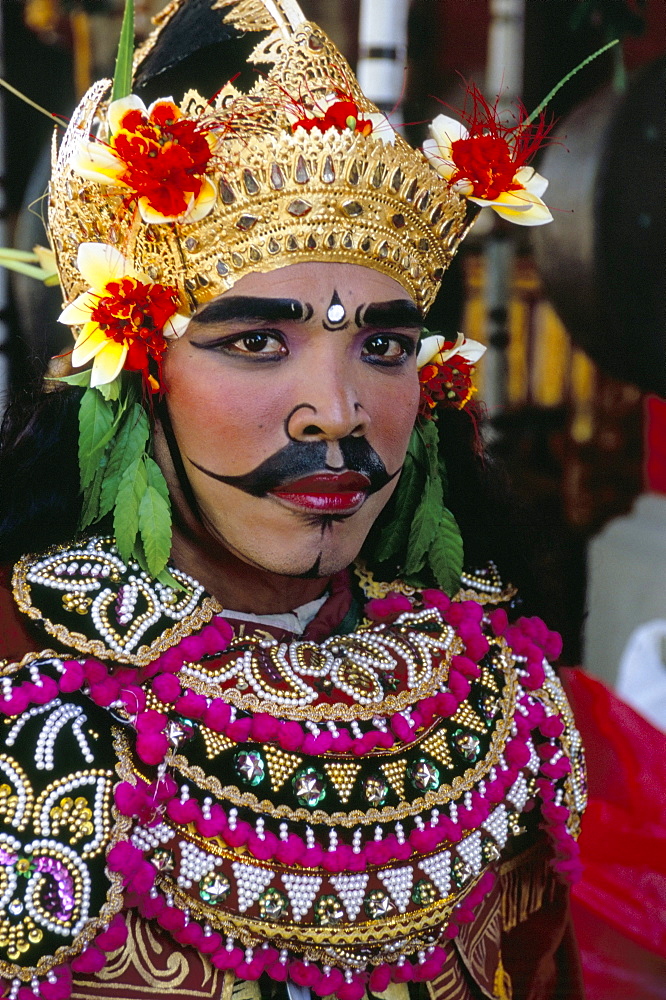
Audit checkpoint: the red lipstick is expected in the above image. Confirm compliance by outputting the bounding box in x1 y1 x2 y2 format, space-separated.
270 472 370 512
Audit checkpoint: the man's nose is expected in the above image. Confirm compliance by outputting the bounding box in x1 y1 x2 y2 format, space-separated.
285 373 370 443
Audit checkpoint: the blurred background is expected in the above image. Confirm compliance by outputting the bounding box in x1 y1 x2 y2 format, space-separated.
0 0 664 664
0 2 664 996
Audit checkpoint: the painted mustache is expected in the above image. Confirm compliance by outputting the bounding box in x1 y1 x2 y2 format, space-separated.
189 437 397 497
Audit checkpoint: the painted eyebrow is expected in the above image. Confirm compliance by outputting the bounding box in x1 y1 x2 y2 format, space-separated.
356 300 423 329
190 296 310 325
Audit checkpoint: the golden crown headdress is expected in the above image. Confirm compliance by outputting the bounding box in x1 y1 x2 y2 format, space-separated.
49 0 474 319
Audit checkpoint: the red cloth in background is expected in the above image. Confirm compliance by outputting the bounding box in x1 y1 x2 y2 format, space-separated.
645 395 666 494
561 668 666 1000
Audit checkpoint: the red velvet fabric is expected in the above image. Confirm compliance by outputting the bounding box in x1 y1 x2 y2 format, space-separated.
562 668 666 999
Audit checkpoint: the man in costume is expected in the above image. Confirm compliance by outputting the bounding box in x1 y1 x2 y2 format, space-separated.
0 2 585 998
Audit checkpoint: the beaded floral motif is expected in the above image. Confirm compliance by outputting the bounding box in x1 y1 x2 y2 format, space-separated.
12 538 220 665
0 661 128 990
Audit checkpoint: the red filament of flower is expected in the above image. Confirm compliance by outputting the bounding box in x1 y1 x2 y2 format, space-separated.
90 277 179 380
450 134 521 201
446 82 553 200
111 104 214 216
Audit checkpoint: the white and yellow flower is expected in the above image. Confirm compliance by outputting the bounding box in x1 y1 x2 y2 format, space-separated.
423 112 552 226
58 242 189 388
71 95 218 225
417 331 486 369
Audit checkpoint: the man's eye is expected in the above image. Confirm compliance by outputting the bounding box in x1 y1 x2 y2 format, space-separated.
226 332 287 356
362 334 413 363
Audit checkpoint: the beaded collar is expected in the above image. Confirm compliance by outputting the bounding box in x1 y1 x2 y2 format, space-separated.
1 538 585 1000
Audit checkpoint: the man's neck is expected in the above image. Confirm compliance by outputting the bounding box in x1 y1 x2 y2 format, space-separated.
169 525 330 615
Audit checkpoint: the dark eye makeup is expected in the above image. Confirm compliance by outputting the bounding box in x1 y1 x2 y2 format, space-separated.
189 328 418 366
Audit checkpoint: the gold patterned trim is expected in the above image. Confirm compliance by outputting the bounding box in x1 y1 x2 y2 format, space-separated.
12 550 222 667
354 563 516 605
167 658 517 826
181 628 464 722
0 649 77 677
159 872 485 963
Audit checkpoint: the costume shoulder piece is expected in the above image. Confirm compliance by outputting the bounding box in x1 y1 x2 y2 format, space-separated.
12 537 222 666
1 536 586 998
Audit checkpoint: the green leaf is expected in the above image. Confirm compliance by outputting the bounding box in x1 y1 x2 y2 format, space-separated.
523 39 620 126
96 377 122 402
138 484 172 577
80 461 106 530
78 388 115 490
99 403 150 518
429 507 464 595
145 456 170 504
113 455 146 563
111 0 135 103
403 472 443 576
372 449 423 564
50 370 92 388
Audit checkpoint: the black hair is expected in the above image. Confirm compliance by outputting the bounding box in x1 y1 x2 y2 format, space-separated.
0 380 544 617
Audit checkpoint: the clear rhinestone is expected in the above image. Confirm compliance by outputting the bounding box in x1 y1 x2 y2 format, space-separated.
287 199 312 217
216 260 229 276
342 200 363 217
364 890 394 919
235 750 265 786
184 237 199 251
243 170 260 194
270 163 285 189
295 156 309 183
322 156 335 183
236 215 258 231
219 179 236 204
199 872 231 903
292 767 326 807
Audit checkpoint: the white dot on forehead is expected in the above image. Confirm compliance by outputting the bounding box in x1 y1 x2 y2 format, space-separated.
327 303 345 323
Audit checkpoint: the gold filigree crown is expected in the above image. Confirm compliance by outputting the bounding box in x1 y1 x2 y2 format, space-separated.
48 0 474 315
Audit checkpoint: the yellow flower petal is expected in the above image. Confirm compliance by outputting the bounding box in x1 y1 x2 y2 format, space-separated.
490 189 553 226
108 94 147 136
90 341 128 386
58 290 98 326
183 176 218 223
76 242 130 290
164 312 190 339
422 137 455 179
71 324 109 366
515 165 549 198
136 195 190 225
70 140 126 185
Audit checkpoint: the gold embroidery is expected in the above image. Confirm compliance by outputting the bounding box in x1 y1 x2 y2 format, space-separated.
493 955 513 1000
379 759 407 800
420 733 454 770
93 912 217 991
323 761 361 802
264 745 303 791
12 545 222 667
